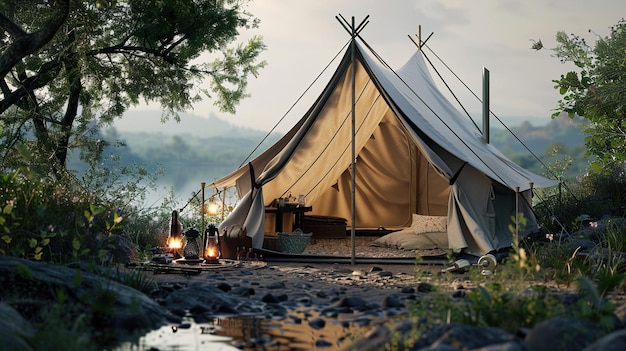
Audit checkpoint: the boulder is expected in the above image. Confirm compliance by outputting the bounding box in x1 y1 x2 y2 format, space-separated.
524 316 607 351
0 303 34 351
0 256 175 343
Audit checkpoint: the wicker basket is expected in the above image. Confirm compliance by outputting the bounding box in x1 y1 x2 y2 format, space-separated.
277 229 312 254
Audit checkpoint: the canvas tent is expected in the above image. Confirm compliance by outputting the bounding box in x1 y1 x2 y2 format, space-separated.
209 37 558 257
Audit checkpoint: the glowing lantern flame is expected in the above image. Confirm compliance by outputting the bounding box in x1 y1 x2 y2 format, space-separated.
206 202 219 216
168 237 183 249
205 246 217 259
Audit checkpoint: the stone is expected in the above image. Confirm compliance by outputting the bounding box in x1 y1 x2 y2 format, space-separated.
215 282 231 292
230 286 255 297
261 293 280 304
401 286 416 294
330 296 368 309
308 317 326 330
382 295 405 308
583 329 626 351
267 281 286 289
417 282 434 292
0 303 34 351
524 317 607 351
0 256 174 344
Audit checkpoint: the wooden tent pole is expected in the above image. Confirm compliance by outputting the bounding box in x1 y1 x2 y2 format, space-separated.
336 14 368 265
201 182 206 257
350 16 356 265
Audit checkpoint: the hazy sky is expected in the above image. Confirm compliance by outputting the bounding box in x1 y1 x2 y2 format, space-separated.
133 0 626 133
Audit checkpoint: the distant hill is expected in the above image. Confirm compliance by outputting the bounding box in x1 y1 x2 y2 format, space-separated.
111 109 270 139
491 115 586 153
489 115 590 177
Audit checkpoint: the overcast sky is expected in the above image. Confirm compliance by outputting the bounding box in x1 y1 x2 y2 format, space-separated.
132 0 626 133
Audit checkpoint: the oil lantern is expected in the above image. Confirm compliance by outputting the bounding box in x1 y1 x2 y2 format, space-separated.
204 224 221 264
167 210 183 259
182 227 201 261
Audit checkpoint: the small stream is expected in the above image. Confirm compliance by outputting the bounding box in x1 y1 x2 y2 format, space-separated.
115 308 388 351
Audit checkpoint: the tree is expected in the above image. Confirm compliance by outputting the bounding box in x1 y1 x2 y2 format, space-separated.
551 19 626 172
0 0 265 176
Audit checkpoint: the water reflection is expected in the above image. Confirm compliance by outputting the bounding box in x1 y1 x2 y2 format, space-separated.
117 308 381 350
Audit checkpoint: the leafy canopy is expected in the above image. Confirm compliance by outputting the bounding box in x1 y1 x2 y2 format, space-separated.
0 0 266 174
552 19 626 172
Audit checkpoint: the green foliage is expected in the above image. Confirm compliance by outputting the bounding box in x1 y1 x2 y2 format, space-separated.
551 19 626 172
0 144 175 264
0 165 120 262
408 282 565 333
459 284 564 331
533 167 626 235
28 305 95 351
574 277 617 330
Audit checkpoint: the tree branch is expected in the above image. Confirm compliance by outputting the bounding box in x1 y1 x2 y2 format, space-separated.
0 0 69 78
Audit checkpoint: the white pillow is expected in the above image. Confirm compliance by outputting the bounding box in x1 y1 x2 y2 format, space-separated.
411 214 447 234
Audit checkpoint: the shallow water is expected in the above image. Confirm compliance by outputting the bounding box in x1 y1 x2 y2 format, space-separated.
116 308 385 351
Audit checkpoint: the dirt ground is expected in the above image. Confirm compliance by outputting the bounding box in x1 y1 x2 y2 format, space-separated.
142 236 455 305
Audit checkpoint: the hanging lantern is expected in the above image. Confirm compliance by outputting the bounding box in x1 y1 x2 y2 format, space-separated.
206 200 220 217
182 227 201 261
204 224 221 264
167 210 183 259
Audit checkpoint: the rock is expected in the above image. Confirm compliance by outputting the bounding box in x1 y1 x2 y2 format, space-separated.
417 323 519 350
267 281 286 289
417 344 460 351
583 329 626 351
524 317 608 351
294 282 312 289
401 286 416 293
164 284 241 314
0 303 34 351
471 341 525 351
215 282 231 292
230 286 255 297
613 302 626 328
350 320 520 351
330 296 368 309
315 339 333 347
382 295 405 308
308 317 326 330
261 293 280 304
417 282 434 292
0 256 174 343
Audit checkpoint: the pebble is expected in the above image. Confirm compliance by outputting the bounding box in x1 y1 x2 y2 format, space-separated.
308 317 326 330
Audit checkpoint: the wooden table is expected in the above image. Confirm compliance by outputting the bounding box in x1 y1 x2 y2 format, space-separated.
265 205 312 233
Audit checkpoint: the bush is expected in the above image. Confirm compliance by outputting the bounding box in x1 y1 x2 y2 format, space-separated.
0 159 171 264
534 167 626 234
